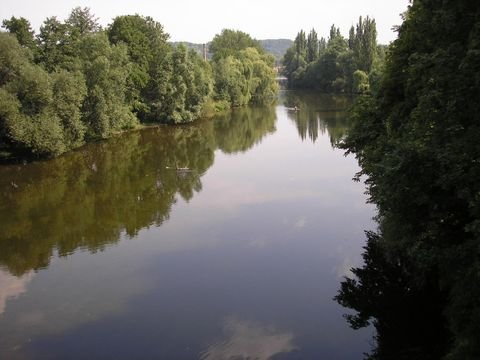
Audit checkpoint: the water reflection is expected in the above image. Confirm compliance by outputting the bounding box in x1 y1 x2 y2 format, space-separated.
335 232 450 359
0 95 372 359
0 106 276 276
0 269 34 314
201 316 296 360
283 91 352 145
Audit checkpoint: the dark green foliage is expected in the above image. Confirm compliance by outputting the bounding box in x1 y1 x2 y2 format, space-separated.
0 33 72 156
107 14 169 116
283 17 379 93
50 70 87 148
108 15 215 124
66 7 101 36
2 16 36 51
337 0 480 358
1 9 277 159
36 16 72 71
78 33 138 138
306 29 319 63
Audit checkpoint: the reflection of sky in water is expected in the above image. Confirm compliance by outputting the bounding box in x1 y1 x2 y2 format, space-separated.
0 270 34 315
201 316 296 360
0 98 375 359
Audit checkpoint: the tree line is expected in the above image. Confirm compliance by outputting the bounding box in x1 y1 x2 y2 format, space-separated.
335 0 480 359
282 16 385 94
0 8 278 158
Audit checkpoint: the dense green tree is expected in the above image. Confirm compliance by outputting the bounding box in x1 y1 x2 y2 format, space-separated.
108 14 170 116
0 33 89 157
66 7 101 36
352 16 377 73
294 30 307 65
78 33 137 138
352 70 369 93
306 28 319 63
211 29 277 107
1 17 36 51
36 16 70 71
283 17 379 93
50 69 87 148
213 55 249 106
209 29 263 61
0 9 277 159
337 0 480 358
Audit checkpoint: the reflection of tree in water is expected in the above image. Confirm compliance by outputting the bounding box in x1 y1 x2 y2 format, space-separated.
335 232 451 359
284 91 351 146
0 108 277 276
214 105 276 154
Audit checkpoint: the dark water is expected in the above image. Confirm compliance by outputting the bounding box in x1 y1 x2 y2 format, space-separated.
0 91 374 360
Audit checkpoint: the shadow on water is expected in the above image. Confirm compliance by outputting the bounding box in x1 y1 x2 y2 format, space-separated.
0 106 276 276
335 233 452 359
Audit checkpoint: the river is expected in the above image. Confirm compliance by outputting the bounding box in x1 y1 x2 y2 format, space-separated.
0 91 374 359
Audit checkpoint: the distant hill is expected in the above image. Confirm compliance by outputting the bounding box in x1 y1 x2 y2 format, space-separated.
171 39 293 64
259 39 293 63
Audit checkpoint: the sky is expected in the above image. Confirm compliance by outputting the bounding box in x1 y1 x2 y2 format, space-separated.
1 0 410 44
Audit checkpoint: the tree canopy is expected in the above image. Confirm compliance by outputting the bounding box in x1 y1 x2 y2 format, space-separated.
0 10 277 159
210 29 278 107
336 0 480 358
283 16 382 94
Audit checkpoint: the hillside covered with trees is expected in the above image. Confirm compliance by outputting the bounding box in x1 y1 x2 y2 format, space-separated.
0 8 277 159
335 0 480 359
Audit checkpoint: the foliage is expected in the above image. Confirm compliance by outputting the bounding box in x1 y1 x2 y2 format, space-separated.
337 0 480 358
1 16 36 51
0 10 277 159
107 14 169 116
283 17 379 93
211 29 278 107
209 29 263 61
0 33 82 156
78 32 138 138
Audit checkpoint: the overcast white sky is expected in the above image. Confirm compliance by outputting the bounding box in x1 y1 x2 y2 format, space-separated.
1 0 410 44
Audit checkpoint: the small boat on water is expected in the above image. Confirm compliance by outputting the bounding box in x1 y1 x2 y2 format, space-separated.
166 166 192 172
286 106 300 112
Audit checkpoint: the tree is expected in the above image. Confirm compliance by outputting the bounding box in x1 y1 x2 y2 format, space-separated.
108 14 171 119
36 16 69 71
65 7 101 36
78 33 137 138
211 29 277 107
338 1 480 358
50 69 87 148
352 16 377 73
209 29 263 61
294 30 307 66
282 18 379 93
2 17 36 51
306 28 318 63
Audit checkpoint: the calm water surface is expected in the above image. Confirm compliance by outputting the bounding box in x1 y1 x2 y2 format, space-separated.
0 91 374 359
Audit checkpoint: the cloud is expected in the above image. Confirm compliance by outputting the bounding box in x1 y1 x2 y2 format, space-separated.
294 217 307 229
0 269 34 314
201 316 296 360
